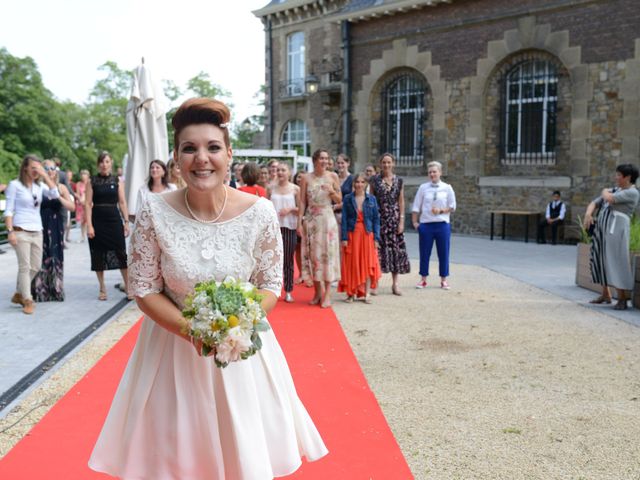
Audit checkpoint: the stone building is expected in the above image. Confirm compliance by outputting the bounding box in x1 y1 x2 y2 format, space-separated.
253 0 640 236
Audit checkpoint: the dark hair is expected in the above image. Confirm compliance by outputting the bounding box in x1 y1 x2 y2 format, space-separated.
378 152 396 164
19 154 41 186
293 171 304 186
241 162 260 186
312 149 329 164
172 98 231 149
616 163 639 184
97 151 111 166
147 159 169 190
552 190 561 196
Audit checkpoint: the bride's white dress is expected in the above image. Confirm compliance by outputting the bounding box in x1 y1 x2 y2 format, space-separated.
89 194 328 479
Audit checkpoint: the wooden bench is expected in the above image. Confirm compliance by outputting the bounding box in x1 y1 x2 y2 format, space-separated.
489 210 541 243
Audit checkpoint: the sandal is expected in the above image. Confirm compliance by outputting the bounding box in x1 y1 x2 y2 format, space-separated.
613 300 628 311
99 290 107 301
344 296 354 303
309 297 321 306
392 285 402 296
363 294 372 304
589 295 612 304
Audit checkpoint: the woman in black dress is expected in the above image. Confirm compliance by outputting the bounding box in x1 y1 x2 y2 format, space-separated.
32 159 76 301
370 153 410 295
85 151 130 300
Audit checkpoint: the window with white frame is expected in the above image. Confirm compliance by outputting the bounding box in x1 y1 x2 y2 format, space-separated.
281 120 310 156
286 32 305 96
503 59 558 164
381 73 426 166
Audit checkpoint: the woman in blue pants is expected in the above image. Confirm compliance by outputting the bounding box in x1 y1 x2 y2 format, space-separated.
411 161 456 290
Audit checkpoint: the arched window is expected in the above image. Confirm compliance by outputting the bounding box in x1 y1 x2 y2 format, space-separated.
502 59 558 164
281 120 310 156
286 32 305 96
381 73 426 166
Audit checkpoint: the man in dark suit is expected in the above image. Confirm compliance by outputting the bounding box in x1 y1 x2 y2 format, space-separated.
537 190 566 245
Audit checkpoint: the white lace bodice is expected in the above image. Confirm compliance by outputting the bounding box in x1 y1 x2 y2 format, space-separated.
129 194 283 307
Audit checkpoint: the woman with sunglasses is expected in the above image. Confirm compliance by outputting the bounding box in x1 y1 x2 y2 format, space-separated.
4 154 61 314
31 159 76 302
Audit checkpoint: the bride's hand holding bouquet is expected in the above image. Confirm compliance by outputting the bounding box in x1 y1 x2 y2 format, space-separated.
182 277 271 367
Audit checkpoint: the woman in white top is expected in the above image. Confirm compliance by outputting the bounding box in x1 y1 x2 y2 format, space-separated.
133 159 177 220
4 154 61 314
268 162 300 303
411 161 456 290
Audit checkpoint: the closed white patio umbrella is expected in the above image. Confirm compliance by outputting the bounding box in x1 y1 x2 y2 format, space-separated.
125 59 169 218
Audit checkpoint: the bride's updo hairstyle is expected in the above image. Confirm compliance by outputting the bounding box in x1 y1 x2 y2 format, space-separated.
172 98 231 149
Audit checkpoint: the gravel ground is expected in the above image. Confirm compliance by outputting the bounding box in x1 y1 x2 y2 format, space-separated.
2 261 640 480
332 261 640 480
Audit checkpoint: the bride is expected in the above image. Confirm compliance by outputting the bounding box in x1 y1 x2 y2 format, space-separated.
89 98 328 479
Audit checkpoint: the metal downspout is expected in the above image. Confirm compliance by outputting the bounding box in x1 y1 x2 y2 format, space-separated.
267 18 274 148
341 20 351 157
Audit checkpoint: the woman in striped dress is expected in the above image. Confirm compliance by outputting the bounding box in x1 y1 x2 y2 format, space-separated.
585 164 640 310
268 163 300 303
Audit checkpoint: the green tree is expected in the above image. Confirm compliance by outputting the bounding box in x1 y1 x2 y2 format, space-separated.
186 71 230 100
77 61 132 172
231 85 266 149
0 47 79 181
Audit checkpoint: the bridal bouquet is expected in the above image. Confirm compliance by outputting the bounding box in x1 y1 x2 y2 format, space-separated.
182 277 270 368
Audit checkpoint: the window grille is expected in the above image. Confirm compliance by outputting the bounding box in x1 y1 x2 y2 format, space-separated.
500 59 558 165
286 32 305 97
281 120 310 156
381 73 426 166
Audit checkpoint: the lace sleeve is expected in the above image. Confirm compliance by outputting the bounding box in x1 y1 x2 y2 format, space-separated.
128 200 163 297
250 201 283 297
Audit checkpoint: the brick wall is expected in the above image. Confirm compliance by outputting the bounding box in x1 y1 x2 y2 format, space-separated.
350 0 640 84
258 0 640 237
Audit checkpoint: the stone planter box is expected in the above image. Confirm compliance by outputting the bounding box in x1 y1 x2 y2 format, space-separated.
576 242 640 305
633 256 640 309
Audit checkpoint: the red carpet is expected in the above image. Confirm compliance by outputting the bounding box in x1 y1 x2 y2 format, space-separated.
0 285 413 479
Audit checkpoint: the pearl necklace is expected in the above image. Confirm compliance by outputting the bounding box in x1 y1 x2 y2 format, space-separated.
184 186 228 224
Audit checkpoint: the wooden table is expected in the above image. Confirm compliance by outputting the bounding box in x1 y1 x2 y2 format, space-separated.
489 210 541 243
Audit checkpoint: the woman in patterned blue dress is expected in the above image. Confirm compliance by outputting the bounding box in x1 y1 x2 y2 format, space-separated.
370 153 410 295
32 159 76 301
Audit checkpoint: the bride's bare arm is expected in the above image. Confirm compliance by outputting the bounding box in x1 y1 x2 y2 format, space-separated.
136 293 191 342
258 290 278 314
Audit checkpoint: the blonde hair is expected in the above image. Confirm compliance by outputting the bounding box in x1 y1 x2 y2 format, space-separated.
427 161 442 172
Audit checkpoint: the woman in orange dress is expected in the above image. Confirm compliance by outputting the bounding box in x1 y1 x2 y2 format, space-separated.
338 173 381 303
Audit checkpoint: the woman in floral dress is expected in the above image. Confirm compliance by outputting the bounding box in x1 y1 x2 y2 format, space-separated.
370 153 410 295
298 149 342 308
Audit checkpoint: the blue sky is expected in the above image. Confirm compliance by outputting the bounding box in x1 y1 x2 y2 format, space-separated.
2 0 268 123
